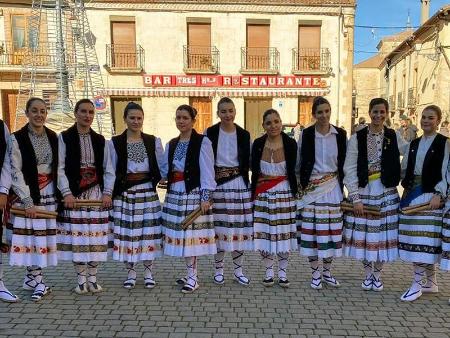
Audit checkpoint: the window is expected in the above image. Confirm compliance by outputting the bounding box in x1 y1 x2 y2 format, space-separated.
12 15 26 49
298 25 321 71
187 23 212 71
110 21 136 68
246 24 270 70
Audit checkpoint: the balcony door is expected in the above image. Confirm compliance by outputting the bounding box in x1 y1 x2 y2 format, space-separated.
190 97 212 133
298 25 321 71
298 96 314 127
245 98 272 140
187 23 211 71
246 24 269 71
111 21 136 68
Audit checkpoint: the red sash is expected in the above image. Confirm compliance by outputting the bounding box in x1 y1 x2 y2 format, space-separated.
80 167 98 190
171 171 185 183
254 175 287 199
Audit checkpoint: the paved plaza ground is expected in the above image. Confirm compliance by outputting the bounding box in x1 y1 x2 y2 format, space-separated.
0 253 449 338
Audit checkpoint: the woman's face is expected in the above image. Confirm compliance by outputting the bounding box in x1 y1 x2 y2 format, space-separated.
421 108 440 134
369 103 386 128
125 109 144 133
175 109 195 133
217 102 236 125
26 100 47 129
75 102 95 129
262 112 282 137
313 103 331 127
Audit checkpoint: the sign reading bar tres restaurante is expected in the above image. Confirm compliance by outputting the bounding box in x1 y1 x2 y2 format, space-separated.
143 74 327 88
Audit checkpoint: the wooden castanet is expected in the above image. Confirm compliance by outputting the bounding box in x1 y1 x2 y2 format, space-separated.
401 201 444 215
340 202 381 217
73 200 103 207
180 207 203 230
11 207 57 219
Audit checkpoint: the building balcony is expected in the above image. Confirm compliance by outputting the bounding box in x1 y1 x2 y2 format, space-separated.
407 87 416 107
183 45 219 74
292 48 331 75
397 92 404 109
240 47 279 74
105 44 144 73
0 40 55 70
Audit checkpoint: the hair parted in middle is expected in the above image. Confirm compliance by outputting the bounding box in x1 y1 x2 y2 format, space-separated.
123 102 144 119
74 98 95 113
311 96 330 115
176 104 197 119
217 97 235 111
262 108 281 123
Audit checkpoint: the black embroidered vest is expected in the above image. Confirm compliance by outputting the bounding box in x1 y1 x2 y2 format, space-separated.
402 133 448 193
206 123 250 187
167 129 203 194
111 130 162 197
251 132 298 198
0 120 6 172
14 124 58 204
299 124 347 191
61 124 105 197
356 126 400 188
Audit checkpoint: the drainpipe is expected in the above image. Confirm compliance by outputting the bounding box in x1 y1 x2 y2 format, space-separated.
336 6 342 126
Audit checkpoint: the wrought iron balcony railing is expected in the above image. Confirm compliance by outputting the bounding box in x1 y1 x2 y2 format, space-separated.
292 48 331 74
240 47 279 74
407 87 416 107
0 40 55 67
106 44 144 71
183 45 219 74
397 92 404 109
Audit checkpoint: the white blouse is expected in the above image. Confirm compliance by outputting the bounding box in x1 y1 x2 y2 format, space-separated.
216 128 239 167
57 133 115 197
160 136 216 192
108 137 164 174
401 134 450 195
296 126 340 179
0 124 11 195
260 160 287 176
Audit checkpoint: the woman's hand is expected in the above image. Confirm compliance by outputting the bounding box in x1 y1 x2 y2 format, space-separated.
102 194 112 208
429 194 442 210
64 194 76 209
25 206 37 218
201 201 211 214
353 201 365 217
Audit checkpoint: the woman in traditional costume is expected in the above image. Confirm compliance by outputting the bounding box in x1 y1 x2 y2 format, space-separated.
252 109 297 288
206 97 253 286
57 99 115 294
161 104 216 293
343 98 405 291
398 105 449 301
7 97 59 301
109 102 164 289
296 96 347 289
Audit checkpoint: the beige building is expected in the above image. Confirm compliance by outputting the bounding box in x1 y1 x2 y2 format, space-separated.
353 31 412 127
354 1 450 131
0 0 355 142
380 4 450 128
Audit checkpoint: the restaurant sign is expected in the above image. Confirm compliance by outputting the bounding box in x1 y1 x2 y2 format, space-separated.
143 74 327 88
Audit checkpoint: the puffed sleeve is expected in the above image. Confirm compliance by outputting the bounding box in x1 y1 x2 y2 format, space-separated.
108 139 118 171
9 135 33 208
343 134 360 202
155 137 165 175
396 130 409 156
0 125 11 194
159 142 169 180
199 137 216 201
102 140 115 196
57 134 72 197
434 139 450 196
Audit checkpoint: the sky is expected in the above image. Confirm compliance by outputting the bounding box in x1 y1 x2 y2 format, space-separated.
354 0 450 64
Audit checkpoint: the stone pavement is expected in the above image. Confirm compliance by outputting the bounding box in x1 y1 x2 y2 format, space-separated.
0 254 449 338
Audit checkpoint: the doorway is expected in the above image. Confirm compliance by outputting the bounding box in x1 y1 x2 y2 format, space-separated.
244 98 272 140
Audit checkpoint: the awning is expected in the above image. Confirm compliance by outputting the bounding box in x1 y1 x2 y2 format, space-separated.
98 87 330 98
